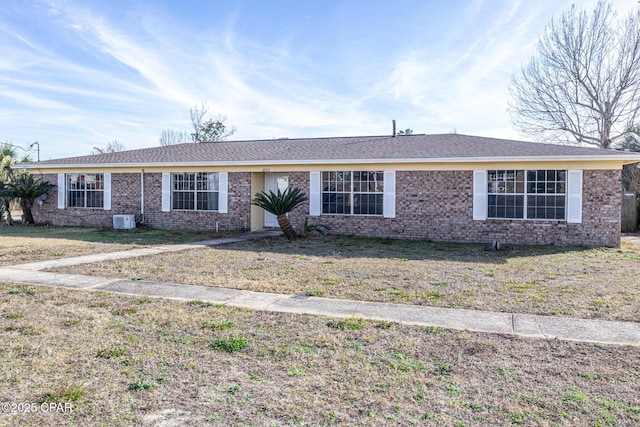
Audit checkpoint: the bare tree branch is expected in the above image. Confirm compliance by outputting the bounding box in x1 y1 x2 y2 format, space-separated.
91 140 125 155
159 130 190 146
509 1 640 149
189 101 237 142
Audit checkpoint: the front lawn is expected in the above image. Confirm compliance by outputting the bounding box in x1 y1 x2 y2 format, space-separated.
1 284 638 426
54 235 640 322
0 226 221 267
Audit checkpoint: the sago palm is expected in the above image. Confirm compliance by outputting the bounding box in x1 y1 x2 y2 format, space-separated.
251 187 308 239
6 172 55 225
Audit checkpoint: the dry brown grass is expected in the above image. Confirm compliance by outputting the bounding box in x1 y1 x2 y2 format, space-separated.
0 226 218 267
55 235 640 322
0 236 130 267
1 284 639 426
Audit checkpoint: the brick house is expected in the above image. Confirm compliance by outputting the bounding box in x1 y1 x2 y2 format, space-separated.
23 133 640 246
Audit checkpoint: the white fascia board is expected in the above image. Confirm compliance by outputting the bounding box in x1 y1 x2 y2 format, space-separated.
19 154 640 170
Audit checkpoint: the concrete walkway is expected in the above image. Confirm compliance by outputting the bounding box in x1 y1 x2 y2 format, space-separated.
1 231 639 346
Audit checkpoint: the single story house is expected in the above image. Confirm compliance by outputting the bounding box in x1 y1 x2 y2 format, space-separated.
23 133 640 247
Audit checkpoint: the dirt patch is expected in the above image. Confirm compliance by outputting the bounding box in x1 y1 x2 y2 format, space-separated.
53 235 640 322
1 284 639 426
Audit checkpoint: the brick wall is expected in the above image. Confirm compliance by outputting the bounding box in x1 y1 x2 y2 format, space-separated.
32 169 621 246
32 173 140 228
288 170 621 247
142 172 251 232
32 172 251 232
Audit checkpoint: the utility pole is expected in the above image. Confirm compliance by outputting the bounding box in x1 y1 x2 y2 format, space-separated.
29 142 40 162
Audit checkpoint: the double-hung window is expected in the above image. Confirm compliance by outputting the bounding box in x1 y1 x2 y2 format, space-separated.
66 173 104 208
487 170 566 220
322 171 384 215
172 172 219 211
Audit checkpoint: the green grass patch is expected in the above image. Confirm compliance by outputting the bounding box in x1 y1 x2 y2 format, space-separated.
327 318 364 330
202 320 234 330
189 300 217 307
211 336 249 353
128 380 158 391
436 363 454 376
96 346 126 359
39 383 86 403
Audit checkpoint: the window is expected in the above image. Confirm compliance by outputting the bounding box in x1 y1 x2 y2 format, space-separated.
322 171 384 215
67 173 104 208
487 170 566 220
171 172 219 211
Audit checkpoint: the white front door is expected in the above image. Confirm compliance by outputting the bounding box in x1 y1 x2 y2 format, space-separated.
264 173 289 227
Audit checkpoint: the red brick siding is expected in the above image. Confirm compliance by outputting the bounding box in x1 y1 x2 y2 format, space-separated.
32 169 621 246
32 173 140 228
142 172 251 231
32 172 251 232
288 170 621 247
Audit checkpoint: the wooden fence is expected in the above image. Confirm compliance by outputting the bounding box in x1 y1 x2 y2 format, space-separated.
622 193 638 233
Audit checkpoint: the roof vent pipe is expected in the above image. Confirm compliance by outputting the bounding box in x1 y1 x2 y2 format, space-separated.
392 120 396 137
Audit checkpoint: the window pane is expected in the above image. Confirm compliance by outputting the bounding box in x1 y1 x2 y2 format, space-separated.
488 170 523 195
86 191 104 208
67 190 84 208
197 191 219 211
196 172 219 191
173 191 194 210
527 195 566 220
353 194 383 215
488 194 524 219
322 193 350 214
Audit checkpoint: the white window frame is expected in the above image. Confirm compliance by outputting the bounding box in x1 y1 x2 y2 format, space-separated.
309 171 395 218
474 169 582 223
161 172 228 214
321 171 385 216
486 169 567 221
62 173 109 210
171 172 219 211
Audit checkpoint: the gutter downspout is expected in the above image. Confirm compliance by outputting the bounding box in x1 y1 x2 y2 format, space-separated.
140 169 145 224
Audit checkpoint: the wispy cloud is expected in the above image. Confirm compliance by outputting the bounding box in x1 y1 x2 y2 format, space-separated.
2 0 635 158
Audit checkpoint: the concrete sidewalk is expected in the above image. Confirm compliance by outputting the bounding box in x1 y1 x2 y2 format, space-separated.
1 231 639 346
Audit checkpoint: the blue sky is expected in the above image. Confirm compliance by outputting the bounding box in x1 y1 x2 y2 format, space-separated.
1 0 638 160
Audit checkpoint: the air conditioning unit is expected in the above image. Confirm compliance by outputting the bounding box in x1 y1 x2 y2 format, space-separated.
113 214 136 230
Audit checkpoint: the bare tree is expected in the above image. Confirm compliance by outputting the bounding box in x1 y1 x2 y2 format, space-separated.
159 129 190 146
189 101 209 143
91 140 125 154
189 101 237 142
509 1 640 149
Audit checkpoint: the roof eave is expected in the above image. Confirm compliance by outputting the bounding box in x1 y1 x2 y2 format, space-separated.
20 154 640 169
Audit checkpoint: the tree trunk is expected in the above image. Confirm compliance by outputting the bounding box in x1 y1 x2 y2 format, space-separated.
2 207 13 225
20 199 34 225
277 214 297 240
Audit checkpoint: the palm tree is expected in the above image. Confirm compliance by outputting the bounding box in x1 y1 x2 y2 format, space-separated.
6 171 55 225
251 187 308 239
0 145 17 224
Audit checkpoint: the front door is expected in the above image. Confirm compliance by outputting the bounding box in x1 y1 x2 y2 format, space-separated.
264 173 289 227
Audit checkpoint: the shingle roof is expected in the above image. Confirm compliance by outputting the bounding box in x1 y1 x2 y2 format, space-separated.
28 133 640 167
